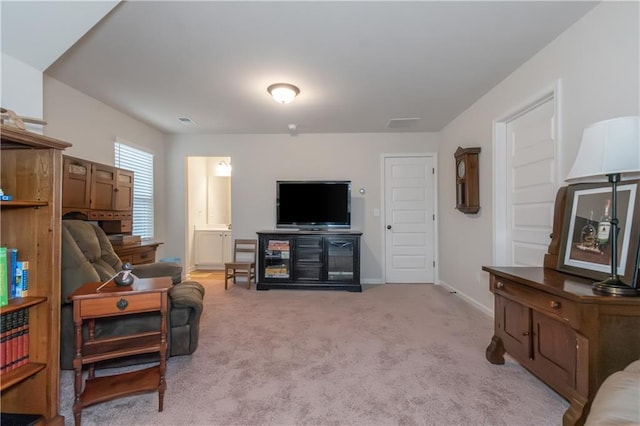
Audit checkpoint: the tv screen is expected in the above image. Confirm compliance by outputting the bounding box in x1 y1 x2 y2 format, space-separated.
277 181 351 229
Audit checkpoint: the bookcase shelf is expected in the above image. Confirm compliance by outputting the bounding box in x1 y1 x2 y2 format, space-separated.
1 124 71 425
0 362 46 391
0 297 47 315
0 200 48 208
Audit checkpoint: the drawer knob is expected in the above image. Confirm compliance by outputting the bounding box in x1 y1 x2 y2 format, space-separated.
116 298 129 311
550 301 561 309
496 281 504 289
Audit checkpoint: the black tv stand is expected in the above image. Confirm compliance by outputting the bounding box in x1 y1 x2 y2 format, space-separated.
257 230 362 292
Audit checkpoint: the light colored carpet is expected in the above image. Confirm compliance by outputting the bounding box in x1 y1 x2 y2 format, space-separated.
59 276 568 425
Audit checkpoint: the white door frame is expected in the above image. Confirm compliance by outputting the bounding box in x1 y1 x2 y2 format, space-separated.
492 80 563 265
381 152 439 283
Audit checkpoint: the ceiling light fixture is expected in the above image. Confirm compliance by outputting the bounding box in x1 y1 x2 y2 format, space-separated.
267 83 300 104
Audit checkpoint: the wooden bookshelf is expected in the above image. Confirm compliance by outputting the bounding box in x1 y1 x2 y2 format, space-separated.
1 124 71 425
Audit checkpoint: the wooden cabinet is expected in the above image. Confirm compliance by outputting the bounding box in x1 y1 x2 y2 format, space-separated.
62 156 92 210
194 230 231 269
69 277 171 425
112 241 162 265
90 162 133 211
0 125 70 424
62 156 134 234
484 266 640 426
257 231 362 291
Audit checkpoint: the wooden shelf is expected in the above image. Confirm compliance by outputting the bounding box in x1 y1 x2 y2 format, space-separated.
80 365 160 407
0 297 47 315
0 200 48 208
81 331 162 364
0 362 46 391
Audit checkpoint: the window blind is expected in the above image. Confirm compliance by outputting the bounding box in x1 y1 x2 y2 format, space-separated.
114 142 154 239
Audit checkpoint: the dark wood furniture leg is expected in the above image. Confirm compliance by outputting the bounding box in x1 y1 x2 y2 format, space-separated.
485 335 505 365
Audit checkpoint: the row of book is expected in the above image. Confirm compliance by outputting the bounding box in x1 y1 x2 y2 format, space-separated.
0 247 30 307
0 308 30 375
267 240 290 251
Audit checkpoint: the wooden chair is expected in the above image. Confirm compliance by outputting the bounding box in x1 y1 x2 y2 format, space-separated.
224 239 257 290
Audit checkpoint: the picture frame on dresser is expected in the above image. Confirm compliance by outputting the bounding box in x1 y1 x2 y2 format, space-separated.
558 180 640 286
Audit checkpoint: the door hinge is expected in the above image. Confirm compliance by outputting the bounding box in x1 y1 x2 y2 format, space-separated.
433 261 435 267
433 214 435 220
432 168 435 174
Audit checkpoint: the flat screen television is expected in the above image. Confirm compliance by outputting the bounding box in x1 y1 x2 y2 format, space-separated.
276 180 351 229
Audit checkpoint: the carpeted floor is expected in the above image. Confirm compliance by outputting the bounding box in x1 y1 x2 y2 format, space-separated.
59 273 568 425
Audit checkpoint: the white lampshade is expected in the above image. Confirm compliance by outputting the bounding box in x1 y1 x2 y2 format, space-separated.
267 83 300 104
566 116 640 181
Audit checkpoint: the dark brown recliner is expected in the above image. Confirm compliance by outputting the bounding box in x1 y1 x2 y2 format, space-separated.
60 220 204 370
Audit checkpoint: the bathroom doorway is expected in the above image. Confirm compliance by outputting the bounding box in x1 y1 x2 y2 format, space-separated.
186 156 232 274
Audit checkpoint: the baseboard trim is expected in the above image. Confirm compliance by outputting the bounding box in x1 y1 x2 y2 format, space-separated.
437 279 494 318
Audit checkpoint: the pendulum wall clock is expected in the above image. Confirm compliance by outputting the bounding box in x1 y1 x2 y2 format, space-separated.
455 146 481 214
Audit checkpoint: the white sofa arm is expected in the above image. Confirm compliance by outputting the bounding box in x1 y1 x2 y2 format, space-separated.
585 360 640 425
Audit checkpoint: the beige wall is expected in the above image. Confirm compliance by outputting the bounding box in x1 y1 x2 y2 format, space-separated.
43 77 171 257
438 2 640 313
165 133 439 282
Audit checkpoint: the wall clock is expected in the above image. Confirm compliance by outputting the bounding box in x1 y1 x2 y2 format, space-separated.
455 146 481 214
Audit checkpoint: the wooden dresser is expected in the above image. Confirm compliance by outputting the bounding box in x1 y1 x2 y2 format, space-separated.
484 266 640 426
112 241 162 265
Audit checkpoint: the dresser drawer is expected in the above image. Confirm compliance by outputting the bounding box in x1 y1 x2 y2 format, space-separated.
79 292 163 318
88 210 114 220
133 249 155 264
492 277 579 326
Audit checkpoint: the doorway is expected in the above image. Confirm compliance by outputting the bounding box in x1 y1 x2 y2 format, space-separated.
383 154 437 283
494 82 561 266
186 156 232 274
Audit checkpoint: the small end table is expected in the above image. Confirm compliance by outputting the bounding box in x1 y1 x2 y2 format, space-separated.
69 276 172 425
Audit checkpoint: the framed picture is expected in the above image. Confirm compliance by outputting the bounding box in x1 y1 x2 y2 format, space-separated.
558 180 640 286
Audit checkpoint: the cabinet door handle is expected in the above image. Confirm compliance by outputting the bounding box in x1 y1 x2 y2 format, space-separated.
522 331 530 336
550 301 561 309
496 281 504 289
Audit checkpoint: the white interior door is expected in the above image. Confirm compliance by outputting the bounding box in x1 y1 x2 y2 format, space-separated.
384 156 435 283
505 98 557 265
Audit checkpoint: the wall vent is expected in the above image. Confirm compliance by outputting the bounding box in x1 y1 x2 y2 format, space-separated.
178 117 197 125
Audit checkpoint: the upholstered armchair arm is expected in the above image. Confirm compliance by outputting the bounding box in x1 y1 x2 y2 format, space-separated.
168 281 205 356
131 262 183 284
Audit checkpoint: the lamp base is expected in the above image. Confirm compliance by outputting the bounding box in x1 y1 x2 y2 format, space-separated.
592 277 640 297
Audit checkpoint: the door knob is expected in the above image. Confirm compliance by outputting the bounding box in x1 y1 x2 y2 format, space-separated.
386 225 392 230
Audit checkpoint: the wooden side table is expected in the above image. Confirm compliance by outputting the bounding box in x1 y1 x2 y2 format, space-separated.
69 277 172 425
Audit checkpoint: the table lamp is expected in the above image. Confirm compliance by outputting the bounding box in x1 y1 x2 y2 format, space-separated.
566 116 640 296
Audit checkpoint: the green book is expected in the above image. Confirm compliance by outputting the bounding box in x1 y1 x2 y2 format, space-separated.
0 247 7 306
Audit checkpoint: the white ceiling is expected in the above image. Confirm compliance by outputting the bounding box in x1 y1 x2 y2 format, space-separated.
5 1 598 135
